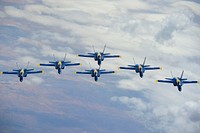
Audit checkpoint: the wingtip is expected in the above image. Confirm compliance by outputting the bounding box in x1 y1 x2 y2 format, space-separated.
156 80 158 83
74 72 77 74
80 63 82 66
76 54 79 57
42 70 44 74
119 55 122 58
118 67 121 70
114 71 117 74
37 64 40 67
160 67 163 70
0 72 3 74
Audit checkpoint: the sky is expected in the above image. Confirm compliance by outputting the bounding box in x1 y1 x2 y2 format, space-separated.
0 0 200 133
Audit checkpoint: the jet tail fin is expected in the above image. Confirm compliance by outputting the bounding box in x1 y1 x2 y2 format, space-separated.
63 53 67 61
180 70 184 79
142 57 146 66
102 44 106 53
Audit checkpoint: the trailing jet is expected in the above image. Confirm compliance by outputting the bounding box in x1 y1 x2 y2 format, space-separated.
0 62 44 82
156 71 199 92
75 65 116 82
38 54 81 74
119 57 162 78
76 45 121 66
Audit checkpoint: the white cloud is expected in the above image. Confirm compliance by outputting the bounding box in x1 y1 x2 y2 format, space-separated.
25 75 44 85
111 96 200 133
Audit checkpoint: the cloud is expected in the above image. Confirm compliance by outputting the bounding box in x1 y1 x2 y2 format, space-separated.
25 75 44 85
111 96 200 133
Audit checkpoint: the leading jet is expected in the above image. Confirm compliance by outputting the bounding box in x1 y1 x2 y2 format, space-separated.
119 57 162 78
0 62 44 82
77 45 121 66
38 54 81 74
75 65 116 82
156 71 199 92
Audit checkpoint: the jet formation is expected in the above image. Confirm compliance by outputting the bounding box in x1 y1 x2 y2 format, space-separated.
0 46 199 92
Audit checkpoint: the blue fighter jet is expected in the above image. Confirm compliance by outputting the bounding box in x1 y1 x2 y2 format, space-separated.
0 62 44 82
119 57 162 78
156 71 199 92
38 54 81 74
77 45 121 66
75 65 116 82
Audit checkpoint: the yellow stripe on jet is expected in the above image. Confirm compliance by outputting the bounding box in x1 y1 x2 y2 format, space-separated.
38 64 41 67
0 72 3 74
42 70 44 74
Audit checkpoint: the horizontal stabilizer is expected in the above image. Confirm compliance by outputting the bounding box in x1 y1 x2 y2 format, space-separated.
64 61 71 64
128 65 136 67
49 61 56 64
165 78 173 80
26 68 34 71
119 67 135 70
87 53 95 55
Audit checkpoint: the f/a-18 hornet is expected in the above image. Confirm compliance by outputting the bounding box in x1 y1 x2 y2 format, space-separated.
75 65 116 82
77 45 121 66
0 62 44 82
38 54 81 74
119 57 162 78
156 71 199 92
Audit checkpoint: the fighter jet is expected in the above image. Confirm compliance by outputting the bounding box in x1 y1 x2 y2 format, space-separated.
119 57 162 78
156 71 199 92
38 53 81 74
77 45 121 66
75 65 116 82
0 62 44 82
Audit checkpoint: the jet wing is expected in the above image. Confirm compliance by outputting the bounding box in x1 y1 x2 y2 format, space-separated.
119 67 136 70
145 67 162 70
77 54 94 58
156 80 173 83
38 63 55 67
65 63 81 66
75 71 91 74
104 55 121 58
27 70 44 74
0 71 18 75
182 81 198 84
101 71 116 74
